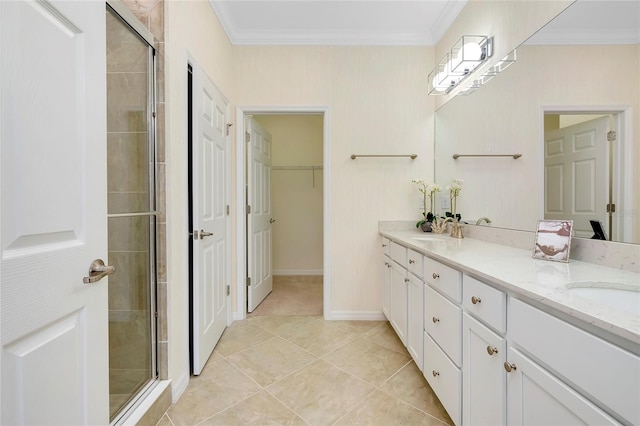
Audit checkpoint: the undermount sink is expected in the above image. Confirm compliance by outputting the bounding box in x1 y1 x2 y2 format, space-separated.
565 282 640 314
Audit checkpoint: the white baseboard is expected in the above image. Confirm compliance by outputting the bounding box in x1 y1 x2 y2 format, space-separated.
324 310 386 321
171 372 190 403
273 269 323 276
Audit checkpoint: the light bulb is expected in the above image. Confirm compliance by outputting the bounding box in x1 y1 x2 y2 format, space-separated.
458 42 482 62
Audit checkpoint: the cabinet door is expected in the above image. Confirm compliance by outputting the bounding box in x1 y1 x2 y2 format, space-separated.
506 348 619 425
382 256 392 319
390 260 408 345
463 313 506 426
407 273 424 370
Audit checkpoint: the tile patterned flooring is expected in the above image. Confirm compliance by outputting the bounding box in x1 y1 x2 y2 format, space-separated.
157 315 453 426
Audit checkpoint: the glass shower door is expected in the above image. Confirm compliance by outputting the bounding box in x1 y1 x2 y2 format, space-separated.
106 5 157 420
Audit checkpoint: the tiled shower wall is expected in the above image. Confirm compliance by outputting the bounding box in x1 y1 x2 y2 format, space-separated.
118 0 167 380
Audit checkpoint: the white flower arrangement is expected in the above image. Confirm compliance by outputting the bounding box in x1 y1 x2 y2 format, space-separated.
412 179 441 227
445 179 463 218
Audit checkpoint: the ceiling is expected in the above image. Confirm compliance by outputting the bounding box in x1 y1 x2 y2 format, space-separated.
209 0 467 46
210 0 640 46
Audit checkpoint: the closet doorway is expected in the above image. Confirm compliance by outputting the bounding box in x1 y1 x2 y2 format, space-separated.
237 110 328 318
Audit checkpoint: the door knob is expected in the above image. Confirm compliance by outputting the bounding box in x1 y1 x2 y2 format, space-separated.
83 259 115 284
270 218 276 224
200 230 213 238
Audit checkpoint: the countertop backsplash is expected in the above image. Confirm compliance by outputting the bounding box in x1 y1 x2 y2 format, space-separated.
379 221 640 273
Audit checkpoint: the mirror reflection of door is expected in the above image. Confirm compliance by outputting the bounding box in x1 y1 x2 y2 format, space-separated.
544 114 617 240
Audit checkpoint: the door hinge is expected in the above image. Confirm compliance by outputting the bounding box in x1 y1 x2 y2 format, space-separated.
226 285 230 296
606 203 616 213
226 123 233 136
247 205 251 214
607 131 617 142
246 277 251 287
226 205 230 215
245 131 251 143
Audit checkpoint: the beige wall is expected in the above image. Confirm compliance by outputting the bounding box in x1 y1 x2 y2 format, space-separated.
254 115 324 275
435 44 639 242
164 0 235 397
234 45 435 314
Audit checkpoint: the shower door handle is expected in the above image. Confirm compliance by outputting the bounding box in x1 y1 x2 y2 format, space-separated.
83 259 116 284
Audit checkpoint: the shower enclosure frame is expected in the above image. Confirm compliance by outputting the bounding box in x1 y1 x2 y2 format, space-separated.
106 2 159 423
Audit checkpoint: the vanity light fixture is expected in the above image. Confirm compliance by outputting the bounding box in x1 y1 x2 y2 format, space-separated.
456 49 517 96
428 35 493 95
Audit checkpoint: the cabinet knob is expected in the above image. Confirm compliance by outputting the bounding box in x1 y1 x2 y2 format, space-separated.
387 263 392 268
471 296 482 305
409 259 415 264
486 346 498 356
432 273 440 279
432 370 440 377
504 362 517 373
382 244 387 247
432 317 440 323
404 278 410 283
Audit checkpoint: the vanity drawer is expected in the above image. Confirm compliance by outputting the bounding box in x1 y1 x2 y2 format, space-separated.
407 249 423 278
424 257 462 303
463 275 506 333
510 298 640 425
381 237 390 256
425 285 462 367
390 241 407 266
424 332 461 426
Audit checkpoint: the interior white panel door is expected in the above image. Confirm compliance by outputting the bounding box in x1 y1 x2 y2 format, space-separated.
0 1 108 423
192 67 229 375
544 117 608 238
247 117 273 312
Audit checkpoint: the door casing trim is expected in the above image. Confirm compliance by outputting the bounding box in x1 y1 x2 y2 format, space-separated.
235 106 331 320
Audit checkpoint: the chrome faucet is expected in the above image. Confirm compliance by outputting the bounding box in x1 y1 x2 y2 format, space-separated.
476 217 492 225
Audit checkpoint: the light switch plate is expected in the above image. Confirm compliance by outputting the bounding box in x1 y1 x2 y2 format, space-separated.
441 194 450 210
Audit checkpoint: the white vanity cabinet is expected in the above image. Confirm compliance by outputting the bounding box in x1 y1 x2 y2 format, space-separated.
387 241 425 366
381 237 391 319
462 275 507 425
407 271 424 370
463 313 506 425
507 298 639 425
380 233 639 426
389 258 408 344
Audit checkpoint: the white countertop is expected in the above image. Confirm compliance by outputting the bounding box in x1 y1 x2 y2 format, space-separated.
381 229 640 346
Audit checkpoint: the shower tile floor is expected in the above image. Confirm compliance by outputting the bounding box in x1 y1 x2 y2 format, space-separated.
157 315 453 425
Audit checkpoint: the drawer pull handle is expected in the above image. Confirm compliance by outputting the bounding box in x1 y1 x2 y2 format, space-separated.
404 278 410 283
432 370 440 377
409 259 415 264
504 362 517 373
432 273 440 279
471 296 482 305
432 317 440 323
486 346 498 355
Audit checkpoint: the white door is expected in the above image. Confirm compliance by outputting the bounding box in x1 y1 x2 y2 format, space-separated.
1 1 108 424
544 116 609 238
246 117 273 312
191 67 229 375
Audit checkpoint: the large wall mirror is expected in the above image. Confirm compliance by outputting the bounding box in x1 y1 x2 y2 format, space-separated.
435 0 639 244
